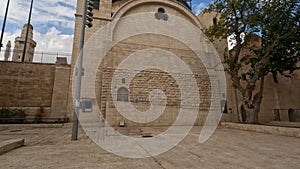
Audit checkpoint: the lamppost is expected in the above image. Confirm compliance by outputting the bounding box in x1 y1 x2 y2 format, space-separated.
71 0 94 140
0 0 10 52
21 0 34 62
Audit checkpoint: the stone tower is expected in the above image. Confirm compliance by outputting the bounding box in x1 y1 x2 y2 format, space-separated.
12 24 37 62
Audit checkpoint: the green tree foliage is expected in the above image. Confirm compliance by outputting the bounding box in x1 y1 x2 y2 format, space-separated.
205 0 300 123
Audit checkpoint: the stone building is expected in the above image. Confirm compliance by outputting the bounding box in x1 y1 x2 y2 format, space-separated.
0 0 299 125
12 24 36 62
68 0 226 127
4 40 11 61
67 0 300 126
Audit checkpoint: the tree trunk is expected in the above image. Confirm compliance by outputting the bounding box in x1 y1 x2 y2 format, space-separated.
239 100 255 124
238 77 265 124
252 93 263 124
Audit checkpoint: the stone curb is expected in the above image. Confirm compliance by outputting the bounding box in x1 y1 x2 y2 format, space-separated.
268 121 300 128
0 139 24 155
0 124 63 131
221 122 300 138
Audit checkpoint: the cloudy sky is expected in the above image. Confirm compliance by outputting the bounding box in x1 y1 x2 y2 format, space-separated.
0 0 211 62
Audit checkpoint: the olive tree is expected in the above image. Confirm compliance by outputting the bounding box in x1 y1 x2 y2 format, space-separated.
205 0 300 123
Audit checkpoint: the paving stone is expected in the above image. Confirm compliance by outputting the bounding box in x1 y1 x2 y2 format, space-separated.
0 125 299 168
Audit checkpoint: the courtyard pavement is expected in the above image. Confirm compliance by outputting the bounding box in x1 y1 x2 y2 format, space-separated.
0 124 299 169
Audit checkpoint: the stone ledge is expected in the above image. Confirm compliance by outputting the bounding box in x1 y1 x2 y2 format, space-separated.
0 139 24 155
268 121 300 128
221 122 300 138
0 124 63 131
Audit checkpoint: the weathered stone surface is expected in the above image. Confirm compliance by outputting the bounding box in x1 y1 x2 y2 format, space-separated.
68 0 214 125
221 122 300 138
0 62 56 108
0 138 24 155
50 65 71 118
12 24 36 62
0 61 70 119
0 125 300 168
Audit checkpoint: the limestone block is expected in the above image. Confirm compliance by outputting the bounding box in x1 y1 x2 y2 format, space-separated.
0 139 24 155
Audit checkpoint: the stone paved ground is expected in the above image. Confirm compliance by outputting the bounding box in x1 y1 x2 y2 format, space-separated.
0 124 299 169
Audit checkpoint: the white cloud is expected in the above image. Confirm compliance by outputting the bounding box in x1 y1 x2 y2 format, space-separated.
34 27 73 53
0 27 73 63
0 0 76 31
194 3 207 15
32 0 76 28
0 0 75 63
33 27 73 63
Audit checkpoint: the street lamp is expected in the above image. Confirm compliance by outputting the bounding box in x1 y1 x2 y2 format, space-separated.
0 0 10 52
22 0 34 62
72 0 94 141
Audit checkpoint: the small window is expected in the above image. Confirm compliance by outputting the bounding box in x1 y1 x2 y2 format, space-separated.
155 7 168 21
122 78 125 84
117 87 129 102
158 7 165 13
213 17 218 25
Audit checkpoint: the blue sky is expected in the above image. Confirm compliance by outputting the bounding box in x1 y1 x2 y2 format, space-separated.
0 0 211 56
192 0 213 15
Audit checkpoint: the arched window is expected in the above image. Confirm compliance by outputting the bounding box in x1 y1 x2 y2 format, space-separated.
117 87 129 102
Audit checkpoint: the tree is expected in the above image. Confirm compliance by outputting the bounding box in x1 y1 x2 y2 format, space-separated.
205 0 300 123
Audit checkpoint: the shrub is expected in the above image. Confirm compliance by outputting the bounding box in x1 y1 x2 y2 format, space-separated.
0 107 27 123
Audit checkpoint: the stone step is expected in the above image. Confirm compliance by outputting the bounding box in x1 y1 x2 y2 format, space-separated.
0 138 24 155
221 122 300 138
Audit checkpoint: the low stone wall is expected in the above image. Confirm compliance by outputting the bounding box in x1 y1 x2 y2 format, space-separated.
0 61 71 120
221 122 300 138
0 61 56 108
2 107 51 118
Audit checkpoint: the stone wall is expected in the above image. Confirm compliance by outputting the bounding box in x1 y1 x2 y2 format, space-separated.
69 0 221 126
0 61 70 119
102 68 213 127
50 65 71 118
95 32 215 126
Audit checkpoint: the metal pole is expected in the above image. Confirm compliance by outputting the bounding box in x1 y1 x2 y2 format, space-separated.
72 0 88 140
21 0 34 62
0 0 10 52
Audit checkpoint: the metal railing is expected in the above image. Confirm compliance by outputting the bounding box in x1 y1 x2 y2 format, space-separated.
0 50 72 64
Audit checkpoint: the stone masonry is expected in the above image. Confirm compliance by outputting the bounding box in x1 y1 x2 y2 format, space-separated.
0 61 71 119
69 0 220 126
12 24 36 62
